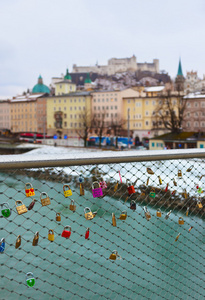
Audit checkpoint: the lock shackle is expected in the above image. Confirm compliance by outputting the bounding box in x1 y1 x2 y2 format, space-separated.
84 207 91 214
130 200 136 204
121 210 127 215
78 175 84 183
126 179 133 187
143 206 148 213
63 184 70 191
70 199 75 205
157 208 161 212
26 272 34 280
0 237 5 244
40 192 48 199
25 182 33 188
16 235 21 240
197 201 201 204
56 212 61 216
64 225 71 231
34 232 39 238
111 250 122 260
15 200 23 206
48 229 54 235
178 217 184 221
1 202 9 208
150 188 155 192
92 181 100 189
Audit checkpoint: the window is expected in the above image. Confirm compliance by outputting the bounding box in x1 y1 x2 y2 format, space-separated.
64 99 66 103
128 100 130 103
201 102 205 107
200 144 204 148
74 107 77 110
115 98 117 101
59 107 61 111
74 99 76 102
187 102 190 107
79 99 81 102
152 101 156 105
60 85 62 89
54 107 56 111
70 86 72 91
70 122 73 127
145 121 149 126
64 107 66 111
70 107 72 111
146 101 149 105
106 99 109 102
94 107 96 110
64 114 67 118
64 121 67 127
111 106 113 110
70 99 72 103
187 122 190 127
54 100 56 103
145 111 149 116
98 99 100 102
59 99 61 103
98 107 100 110
194 102 198 107
94 99 96 102
102 98 104 102
195 112 198 117
194 121 199 127
152 142 155 147
115 106 117 110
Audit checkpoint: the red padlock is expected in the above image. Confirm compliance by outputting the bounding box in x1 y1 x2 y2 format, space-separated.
28 199 36 211
127 180 135 195
61 226 71 239
85 228 90 239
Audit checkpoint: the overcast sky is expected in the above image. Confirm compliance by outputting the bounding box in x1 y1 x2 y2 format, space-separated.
0 0 205 97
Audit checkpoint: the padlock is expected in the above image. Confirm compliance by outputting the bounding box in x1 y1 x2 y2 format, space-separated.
32 232 39 246
63 185 72 197
147 167 154 175
80 183 84 196
1 202 11 218
28 199 36 211
119 210 127 220
48 229 54 241
165 210 172 220
127 180 135 195
146 177 149 186
144 206 151 221
178 170 182 178
78 174 84 183
186 166 193 172
196 186 203 194
197 201 203 208
130 200 136 211
186 207 189 216
158 176 162 185
178 217 184 225
99 178 107 189
188 226 193 232
61 226 71 239
40 192 51 206
109 250 121 260
156 209 162 217
84 207 96 220
25 183 35 197
69 199 76 212
26 272 35 287
114 182 118 192
15 200 27 215
172 190 176 195
149 188 155 198
175 233 181 242
182 190 188 199
85 228 90 239
15 235 21 249
56 212 61 222
140 190 146 197
0 238 5 253
165 183 169 192
173 179 177 186
92 181 103 198
112 213 116 226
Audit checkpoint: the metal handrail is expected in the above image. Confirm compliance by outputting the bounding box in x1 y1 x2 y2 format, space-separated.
0 148 205 169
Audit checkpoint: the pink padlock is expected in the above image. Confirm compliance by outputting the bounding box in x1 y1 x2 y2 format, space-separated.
92 181 103 198
61 226 71 239
99 178 107 189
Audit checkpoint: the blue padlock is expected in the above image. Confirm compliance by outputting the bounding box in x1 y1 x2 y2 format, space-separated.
78 174 84 183
0 238 5 253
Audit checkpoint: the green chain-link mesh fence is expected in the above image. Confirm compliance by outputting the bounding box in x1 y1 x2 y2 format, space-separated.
0 152 204 300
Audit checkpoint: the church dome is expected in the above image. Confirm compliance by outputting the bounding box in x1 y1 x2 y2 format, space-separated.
64 69 72 81
84 73 92 84
32 75 50 94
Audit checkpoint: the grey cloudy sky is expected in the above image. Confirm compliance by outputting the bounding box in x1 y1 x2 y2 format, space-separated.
0 0 205 97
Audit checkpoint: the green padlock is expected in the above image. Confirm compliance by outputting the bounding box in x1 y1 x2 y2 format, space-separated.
26 272 35 287
1 203 11 218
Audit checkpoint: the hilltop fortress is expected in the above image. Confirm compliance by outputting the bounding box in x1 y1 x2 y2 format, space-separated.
72 55 159 76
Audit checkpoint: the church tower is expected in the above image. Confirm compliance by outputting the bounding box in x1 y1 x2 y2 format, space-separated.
175 58 185 92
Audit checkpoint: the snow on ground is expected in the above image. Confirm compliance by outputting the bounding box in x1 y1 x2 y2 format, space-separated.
21 145 204 198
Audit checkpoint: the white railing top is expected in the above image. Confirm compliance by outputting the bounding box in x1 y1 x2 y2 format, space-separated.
0 148 205 169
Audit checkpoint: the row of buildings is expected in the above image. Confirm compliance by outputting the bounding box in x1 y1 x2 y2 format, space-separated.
1 56 205 143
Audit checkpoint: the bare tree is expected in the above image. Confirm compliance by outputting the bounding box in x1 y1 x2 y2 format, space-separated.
109 114 126 148
75 110 92 147
152 91 187 134
91 110 107 147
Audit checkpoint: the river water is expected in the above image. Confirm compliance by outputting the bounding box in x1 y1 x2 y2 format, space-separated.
0 172 204 300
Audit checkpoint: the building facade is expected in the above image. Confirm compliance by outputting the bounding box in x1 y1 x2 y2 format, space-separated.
72 55 159 76
0 101 11 130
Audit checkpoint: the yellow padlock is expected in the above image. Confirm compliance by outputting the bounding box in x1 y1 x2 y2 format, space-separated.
178 170 182 178
197 201 203 208
56 212 61 222
112 213 116 226
63 185 72 197
156 209 162 217
158 176 162 185
84 207 96 220
80 183 84 196
15 235 21 249
178 217 184 225
109 250 121 260
119 210 127 220
114 182 118 192
144 206 151 221
48 229 54 242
